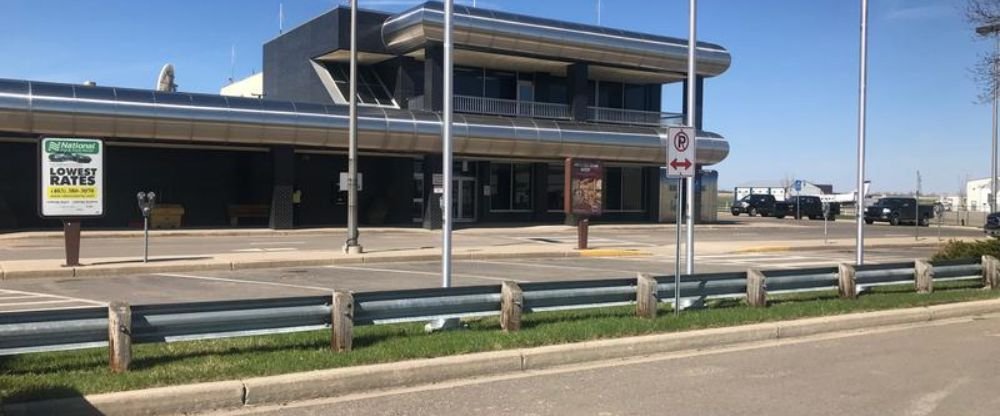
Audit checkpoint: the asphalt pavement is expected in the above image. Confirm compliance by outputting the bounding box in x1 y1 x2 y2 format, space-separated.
208 314 1000 416
0 246 937 313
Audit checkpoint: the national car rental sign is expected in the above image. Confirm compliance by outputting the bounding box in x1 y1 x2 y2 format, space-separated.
39 137 105 218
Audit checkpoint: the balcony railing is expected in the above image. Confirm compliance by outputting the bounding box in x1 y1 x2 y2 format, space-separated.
454 95 572 120
588 107 685 127
408 95 684 127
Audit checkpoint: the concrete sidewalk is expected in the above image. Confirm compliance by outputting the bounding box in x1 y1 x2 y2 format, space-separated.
0 234 972 280
0 220 798 241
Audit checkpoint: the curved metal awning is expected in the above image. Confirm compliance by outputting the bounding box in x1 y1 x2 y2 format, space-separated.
0 79 729 165
382 1 731 78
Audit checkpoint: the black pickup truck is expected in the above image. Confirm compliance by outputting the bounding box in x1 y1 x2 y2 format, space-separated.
864 197 934 226
778 195 840 220
731 194 788 217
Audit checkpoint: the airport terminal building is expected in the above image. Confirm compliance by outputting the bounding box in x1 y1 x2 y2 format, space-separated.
0 1 731 231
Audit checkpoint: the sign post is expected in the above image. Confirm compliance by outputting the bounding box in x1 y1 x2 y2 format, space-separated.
39 137 105 267
822 201 830 244
793 179 802 220
564 158 603 250
935 203 944 241
666 127 695 314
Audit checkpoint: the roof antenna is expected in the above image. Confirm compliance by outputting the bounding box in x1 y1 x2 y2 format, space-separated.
597 0 601 25
228 45 236 84
279 3 284 34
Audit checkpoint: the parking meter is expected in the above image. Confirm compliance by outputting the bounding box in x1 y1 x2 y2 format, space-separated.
137 192 156 262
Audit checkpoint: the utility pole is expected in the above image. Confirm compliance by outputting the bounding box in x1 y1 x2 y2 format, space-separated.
344 0 363 254
976 24 1000 213
684 0 697 275
425 0 460 333
855 0 869 265
915 170 921 241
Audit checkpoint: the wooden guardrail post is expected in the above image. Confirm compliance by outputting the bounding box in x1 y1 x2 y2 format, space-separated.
914 259 934 294
500 281 523 331
108 301 132 373
636 273 659 318
838 263 857 299
983 255 1000 290
746 269 766 308
331 291 354 353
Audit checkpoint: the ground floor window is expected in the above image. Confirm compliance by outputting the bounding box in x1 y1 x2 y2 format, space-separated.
605 166 645 212
490 162 532 211
547 163 564 212
412 159 424 222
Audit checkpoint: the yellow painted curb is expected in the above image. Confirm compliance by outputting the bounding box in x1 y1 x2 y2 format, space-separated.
732 246 793 254
578 249 651 257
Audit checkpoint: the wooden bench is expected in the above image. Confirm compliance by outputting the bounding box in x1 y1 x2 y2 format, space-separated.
227 204 270 226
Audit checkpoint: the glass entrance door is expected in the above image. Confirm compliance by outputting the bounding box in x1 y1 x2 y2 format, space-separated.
453 176 477 222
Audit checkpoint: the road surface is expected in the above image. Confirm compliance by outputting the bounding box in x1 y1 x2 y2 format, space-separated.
210 314 1000 416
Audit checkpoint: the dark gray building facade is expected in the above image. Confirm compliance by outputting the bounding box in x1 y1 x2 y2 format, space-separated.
0 1 730 231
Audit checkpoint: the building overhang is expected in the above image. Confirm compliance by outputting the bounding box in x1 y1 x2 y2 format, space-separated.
382 1 731 79
0 79 729 166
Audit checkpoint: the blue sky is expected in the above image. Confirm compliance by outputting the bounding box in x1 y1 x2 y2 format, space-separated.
0 0 990 194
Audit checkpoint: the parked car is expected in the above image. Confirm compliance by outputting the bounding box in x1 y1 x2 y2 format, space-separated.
985 212 1000 237
863 197 934 226
731 194 787 217
778 195 839 220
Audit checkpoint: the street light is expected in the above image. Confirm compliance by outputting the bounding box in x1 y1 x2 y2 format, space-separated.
855 0 869 265
976 22 1000 214
344 0 363 254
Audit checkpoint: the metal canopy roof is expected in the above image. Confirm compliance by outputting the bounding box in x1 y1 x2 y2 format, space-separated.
382 1 731 78
0 79 729 165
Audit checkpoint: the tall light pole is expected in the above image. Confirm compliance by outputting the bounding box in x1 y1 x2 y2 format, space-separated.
344 0 363 254
855 0 869 265
976 23 1000 213
442 0 455 290
425 0 459 333
684 0 697 275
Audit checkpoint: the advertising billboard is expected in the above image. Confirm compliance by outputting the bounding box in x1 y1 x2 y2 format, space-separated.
39 137 105 218
564 158 603 217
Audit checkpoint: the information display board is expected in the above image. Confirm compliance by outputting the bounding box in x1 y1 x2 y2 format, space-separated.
564 158 604 217
39 137 105 218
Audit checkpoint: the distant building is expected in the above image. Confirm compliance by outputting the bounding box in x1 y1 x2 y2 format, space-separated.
966 177 998 212
220 73 263 98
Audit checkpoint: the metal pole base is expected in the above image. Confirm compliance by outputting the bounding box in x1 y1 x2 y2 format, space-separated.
342 244 364 255
424 317 463 333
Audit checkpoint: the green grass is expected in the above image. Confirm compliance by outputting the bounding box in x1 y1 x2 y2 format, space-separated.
2 280 997 403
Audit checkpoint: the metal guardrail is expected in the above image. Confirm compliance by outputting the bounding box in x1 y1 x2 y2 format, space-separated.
0 258 988 358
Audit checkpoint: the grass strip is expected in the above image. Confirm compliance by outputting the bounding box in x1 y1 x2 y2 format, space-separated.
1 280 997 403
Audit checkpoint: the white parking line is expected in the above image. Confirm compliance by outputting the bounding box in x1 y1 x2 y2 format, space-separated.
0 299 78 307
325 265 529 283
0 288 105 305
155 273 335 292
470 260 633 275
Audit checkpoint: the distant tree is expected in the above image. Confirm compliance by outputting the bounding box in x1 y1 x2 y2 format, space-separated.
968 0 1000 102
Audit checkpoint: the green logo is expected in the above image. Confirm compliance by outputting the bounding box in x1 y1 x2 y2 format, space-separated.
45 140 100 155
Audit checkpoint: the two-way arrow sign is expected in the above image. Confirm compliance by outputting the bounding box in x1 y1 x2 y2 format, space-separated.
665 127 696 178
669 158 692 171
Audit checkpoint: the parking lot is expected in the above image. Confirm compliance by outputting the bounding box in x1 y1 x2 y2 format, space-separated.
0 245 938 313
